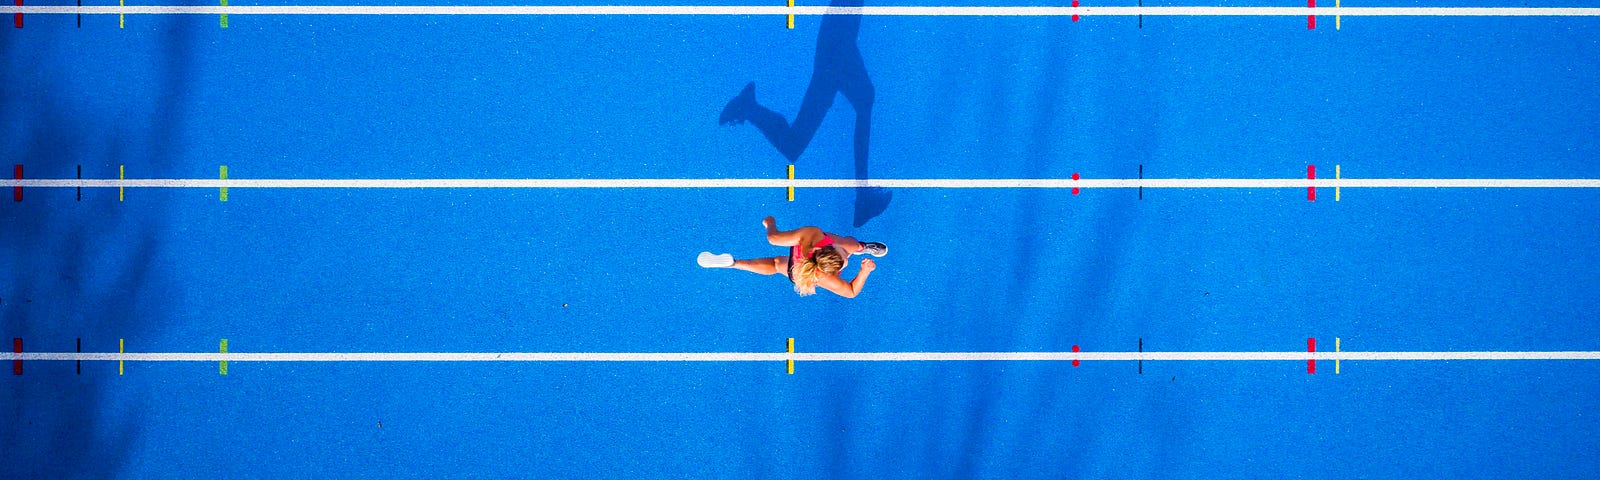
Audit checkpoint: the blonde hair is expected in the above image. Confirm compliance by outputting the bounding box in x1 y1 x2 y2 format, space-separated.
793 247 845 296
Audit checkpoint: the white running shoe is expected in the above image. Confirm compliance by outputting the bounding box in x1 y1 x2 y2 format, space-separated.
859 242 888 257
698 252 735 268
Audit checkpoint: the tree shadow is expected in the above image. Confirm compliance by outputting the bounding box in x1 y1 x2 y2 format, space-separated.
719 0 891 227
1 14 193 478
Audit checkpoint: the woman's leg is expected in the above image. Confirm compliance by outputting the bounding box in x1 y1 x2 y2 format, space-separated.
825 234 866 255
824 233 887 257
764 217 824 247
731 257 781 276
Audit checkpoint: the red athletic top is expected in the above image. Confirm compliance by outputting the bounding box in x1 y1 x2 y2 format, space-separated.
787 235 839 282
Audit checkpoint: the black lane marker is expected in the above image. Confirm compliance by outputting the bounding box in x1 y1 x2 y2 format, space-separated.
77 165 82 201
1138 164 1143 200
1138 0 1143 27
76 338 82 374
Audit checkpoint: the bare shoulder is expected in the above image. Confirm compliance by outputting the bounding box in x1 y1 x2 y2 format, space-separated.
818 273 855 298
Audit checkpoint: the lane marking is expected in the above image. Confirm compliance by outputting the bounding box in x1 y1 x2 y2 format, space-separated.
119 165 125 201
77 165 82 201
1308 0 1314 29
1072 345 1080 367
13 0 21 28
1336 0 1341 28
1072 0 1079 21
9 350 1600 362
220 339 228 375
118 339 124 375
77 338 82 374
786 0 792 28
6 6 1600 17
787 165 794 202
1071 172 1080 195
7 178 1600 189
119 0 123 27
219 0 226 27
1308 337 1316 374
11 165 20 202
1336 165 1341 201
219 165 228 202
1137 338 1142 374
11 338 19 375
1336 337 1341 374
1308 165 1316 201
787 337 794 374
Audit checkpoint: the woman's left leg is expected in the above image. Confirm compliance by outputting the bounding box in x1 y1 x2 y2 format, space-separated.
731 257 781 275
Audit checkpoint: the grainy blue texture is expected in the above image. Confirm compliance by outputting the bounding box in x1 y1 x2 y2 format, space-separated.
3 0 1599 478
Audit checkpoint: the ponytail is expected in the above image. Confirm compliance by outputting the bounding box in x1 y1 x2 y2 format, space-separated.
792 248 845 296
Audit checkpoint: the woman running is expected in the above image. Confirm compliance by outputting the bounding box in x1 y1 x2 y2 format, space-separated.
698 216 887 298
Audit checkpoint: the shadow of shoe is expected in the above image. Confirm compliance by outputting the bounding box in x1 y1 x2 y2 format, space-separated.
852 187 892 227
718 82 756 126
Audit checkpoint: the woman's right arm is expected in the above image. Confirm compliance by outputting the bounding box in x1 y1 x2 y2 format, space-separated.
820 259 876 298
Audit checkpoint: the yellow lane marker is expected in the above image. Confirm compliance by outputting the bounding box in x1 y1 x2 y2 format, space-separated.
119 0 124 28
786 0 793 29
786 337 794 374
786 165 794 202
1336 337 1341 374
220 338 228 375
118 338 124 375
1336 165 1341 202
1336 0 1341 29
219 165 228 202
118 165 125 201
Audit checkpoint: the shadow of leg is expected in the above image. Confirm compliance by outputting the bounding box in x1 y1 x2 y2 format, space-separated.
719 0 888 226
840 44 888 227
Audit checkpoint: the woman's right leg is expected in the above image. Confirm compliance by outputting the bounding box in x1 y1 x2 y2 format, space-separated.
826 234 865 255
765 217 823 247
824 233 887 257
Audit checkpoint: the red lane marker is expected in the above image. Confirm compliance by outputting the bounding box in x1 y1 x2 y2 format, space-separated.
1307 337 1316 374
1307 164 1316 202
1071 172 1080 195
13 0 20 29
1071 344 1080 367
12 164 21 202
1072 0 1080 22
11 338 20 375
1307 0 1315 29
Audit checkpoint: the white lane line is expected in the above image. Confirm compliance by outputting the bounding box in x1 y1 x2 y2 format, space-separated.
7 6 1600 17
5 178 1600 189
8 351 1600 362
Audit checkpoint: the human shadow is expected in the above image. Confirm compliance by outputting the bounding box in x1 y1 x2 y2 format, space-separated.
719 0 891 227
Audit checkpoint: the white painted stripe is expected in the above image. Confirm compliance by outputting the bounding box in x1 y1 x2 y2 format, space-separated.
6 5 1600 17
8 351 1600 362
4 178 1600 189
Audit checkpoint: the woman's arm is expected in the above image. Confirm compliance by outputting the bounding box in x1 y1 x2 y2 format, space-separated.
819 259 876 298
